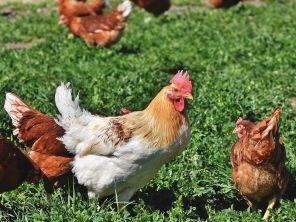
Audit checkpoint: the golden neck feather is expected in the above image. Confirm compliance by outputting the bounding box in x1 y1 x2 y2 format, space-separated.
127 86 188 148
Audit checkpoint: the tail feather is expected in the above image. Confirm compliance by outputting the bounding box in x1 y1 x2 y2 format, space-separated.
261 108 281 139
55 82 92 130
4 93 32 135
117 0 132 17
55 82 82 119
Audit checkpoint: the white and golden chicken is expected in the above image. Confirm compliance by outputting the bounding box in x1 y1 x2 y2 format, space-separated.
53 71 193 202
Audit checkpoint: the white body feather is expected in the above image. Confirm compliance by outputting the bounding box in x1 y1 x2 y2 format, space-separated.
72 126 189 200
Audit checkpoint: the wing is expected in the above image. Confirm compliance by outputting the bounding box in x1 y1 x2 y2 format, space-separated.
230 134 274 167
242 108 284 165
77 0 131 32
230 139 244 168
61 116 132 157
29 152 72 180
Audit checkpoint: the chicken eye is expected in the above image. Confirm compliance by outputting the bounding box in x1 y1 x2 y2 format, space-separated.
173 88 179 93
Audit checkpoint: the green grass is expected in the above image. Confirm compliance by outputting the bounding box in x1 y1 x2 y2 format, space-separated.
0 0 295 221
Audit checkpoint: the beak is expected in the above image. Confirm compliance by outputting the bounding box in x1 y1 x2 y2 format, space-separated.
232 129 237 134
58 18 64 25
184 92 193 100
58 15 67 25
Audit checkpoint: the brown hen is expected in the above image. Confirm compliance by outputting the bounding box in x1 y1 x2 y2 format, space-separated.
0 136 44 193
58 0 106 24
131 0 170 15
231 108 288 219
61 0 132 46
4 93 76 194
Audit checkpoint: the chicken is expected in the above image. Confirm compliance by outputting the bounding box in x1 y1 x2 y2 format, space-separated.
53 71 193 202
4 94 76 193
131 0 170 15
0 136 43 193
60 0 132 46
208 0 244 8
231 108 288 220
58 0 106 24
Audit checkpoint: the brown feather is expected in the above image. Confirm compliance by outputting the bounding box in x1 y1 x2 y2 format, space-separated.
18 110 70 157
131 0 170 15
231 108 288 210
66 2 129 46
59 0 105 18
29 152 72 180
5 93 75 193
0 137 43 193
208 0 242 8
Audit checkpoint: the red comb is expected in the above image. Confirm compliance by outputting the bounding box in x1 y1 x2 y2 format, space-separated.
170 70 192 93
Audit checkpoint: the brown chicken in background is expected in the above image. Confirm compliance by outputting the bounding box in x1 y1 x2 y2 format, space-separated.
58 0 106 24
231 108 288 220
208 0 244 8
60 0 132 46
0 136 44 193
4 93 76 194
131 0 170 15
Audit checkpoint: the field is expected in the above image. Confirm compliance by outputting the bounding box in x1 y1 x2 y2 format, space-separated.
0 0 295 221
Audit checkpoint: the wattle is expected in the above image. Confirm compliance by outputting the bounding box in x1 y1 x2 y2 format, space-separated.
173 98 185 112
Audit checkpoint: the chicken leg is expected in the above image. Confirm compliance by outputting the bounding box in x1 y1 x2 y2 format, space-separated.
263 196 278 220
116 188 135 210
244 196 258 211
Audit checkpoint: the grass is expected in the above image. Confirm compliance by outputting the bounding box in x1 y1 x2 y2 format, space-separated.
0 0 295 221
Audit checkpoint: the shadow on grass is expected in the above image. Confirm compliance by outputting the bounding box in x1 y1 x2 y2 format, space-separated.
283 170 296 201
130 184 247 220
0 204 17 221
133 187 176 212
54 169 296 219
117 46 141 55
